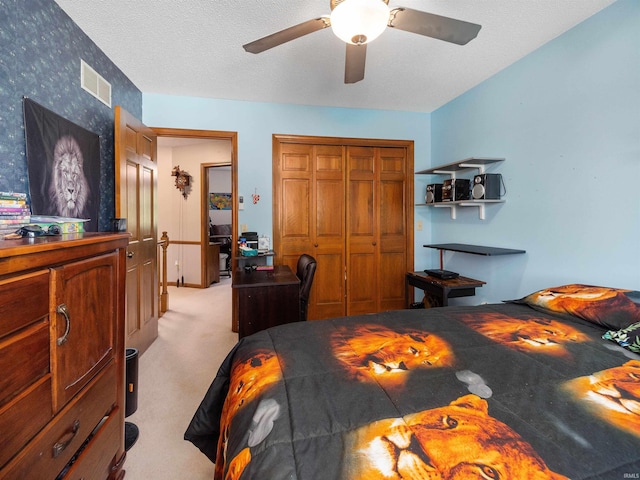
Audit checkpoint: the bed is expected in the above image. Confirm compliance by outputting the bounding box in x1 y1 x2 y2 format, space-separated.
185 284 640 479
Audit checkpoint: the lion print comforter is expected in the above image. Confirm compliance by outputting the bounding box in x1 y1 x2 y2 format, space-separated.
185 303 640 480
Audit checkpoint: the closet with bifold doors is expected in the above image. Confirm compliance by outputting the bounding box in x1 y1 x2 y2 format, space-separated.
273 134 414 320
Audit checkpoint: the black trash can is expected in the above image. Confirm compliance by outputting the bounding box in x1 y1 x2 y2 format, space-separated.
125 348 138 418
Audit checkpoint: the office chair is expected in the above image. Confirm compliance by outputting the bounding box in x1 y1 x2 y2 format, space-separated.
211 224 232 277
296 254 317 322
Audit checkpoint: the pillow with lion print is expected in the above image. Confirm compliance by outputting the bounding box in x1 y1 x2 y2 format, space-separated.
602 322 640 353
508 284 640 330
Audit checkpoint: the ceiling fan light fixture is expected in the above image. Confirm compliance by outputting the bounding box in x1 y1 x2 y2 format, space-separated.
330 0 390 45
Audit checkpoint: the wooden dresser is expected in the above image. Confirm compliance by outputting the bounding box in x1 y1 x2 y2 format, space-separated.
0 233 129 480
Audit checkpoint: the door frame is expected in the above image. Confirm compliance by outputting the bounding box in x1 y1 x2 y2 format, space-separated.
152 128 238 287
202 163 232 286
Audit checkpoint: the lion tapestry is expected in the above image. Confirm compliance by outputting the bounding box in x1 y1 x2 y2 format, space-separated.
24 98 100 231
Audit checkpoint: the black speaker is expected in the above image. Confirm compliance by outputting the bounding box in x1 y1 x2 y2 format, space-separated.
425 184 443 203
442 178 470 202
472 173 502 200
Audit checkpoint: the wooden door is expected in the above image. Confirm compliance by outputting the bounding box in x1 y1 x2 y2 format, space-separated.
274 143 346 320
346 146 377 315
115 107 158 355
347 146 410 315
377 147 411 312
310 145 346 319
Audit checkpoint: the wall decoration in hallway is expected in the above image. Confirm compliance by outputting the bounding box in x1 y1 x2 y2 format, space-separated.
171 165 191 199
23 98 100 232
210 192 232 210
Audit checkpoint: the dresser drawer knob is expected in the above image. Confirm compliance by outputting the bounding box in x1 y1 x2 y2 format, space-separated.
56 303 71 346
52 419 80 458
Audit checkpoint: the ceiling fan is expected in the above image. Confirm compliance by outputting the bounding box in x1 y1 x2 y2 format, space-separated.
243 0 481 84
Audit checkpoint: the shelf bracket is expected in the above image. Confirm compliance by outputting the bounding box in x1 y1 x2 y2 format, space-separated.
433 169 457 179
459 202 486 219
459 163 486 174
434 203 457 219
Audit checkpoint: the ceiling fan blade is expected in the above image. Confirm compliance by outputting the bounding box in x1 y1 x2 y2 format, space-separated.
344 43 366 84
389 8 481 45
243 17 331 54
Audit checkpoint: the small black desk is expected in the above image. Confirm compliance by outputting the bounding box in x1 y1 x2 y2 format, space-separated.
232 265 300 338
406 271 486 308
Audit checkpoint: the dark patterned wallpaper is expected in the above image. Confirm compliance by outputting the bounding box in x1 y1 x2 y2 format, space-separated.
0 0 142 230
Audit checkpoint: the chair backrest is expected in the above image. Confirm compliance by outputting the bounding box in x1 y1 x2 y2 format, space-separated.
296 254 317 321
211 224 232 253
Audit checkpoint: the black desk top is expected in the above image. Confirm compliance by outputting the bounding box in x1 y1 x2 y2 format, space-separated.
232 265 299 288
424 243 526 256
407 271 486 287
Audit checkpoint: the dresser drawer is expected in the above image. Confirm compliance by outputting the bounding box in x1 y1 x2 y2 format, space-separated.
58 408 121 480
0 319 49 405
0 270 49 339
0 376 52 468
0 362 117 480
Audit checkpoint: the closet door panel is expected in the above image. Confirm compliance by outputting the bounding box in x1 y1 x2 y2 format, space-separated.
282 178 311 237
379 251 407 311
380 180 405 236
315 179 343 238
378 148 409 311
348 180 374 236
346 147 377 315
347 252 377 315
275 144 314 261
311 145 346 319
346 177 377 315
282 148 312 172
313 251 345 319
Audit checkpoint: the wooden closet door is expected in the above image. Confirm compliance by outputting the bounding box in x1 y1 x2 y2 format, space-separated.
346 146 377 315
378 147 410 312
274 143 312 267
274 135 413 320
346 146 409 315
274 143 346 319
312 145 346 319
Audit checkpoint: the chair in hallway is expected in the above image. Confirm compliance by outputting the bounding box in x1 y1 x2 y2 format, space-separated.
210 224 232 277
296 254 317 322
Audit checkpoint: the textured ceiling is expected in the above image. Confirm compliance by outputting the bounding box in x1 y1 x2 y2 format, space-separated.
54 0 615 113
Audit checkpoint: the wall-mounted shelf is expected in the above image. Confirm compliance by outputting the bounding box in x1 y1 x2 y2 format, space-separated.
424 243 526 256
424 243 526 270
416 157 505 219
416 157 504 177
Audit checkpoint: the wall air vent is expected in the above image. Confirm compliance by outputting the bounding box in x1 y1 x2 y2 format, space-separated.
81 59 112 107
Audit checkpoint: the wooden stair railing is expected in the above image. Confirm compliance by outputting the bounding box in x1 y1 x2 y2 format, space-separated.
158 231 169 315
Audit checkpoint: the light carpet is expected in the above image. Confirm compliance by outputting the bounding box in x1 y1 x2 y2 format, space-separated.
124 280 238 479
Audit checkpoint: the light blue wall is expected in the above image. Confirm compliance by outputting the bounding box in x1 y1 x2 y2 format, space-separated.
430 0 640 302
144 0 639 304
142 96 432 265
